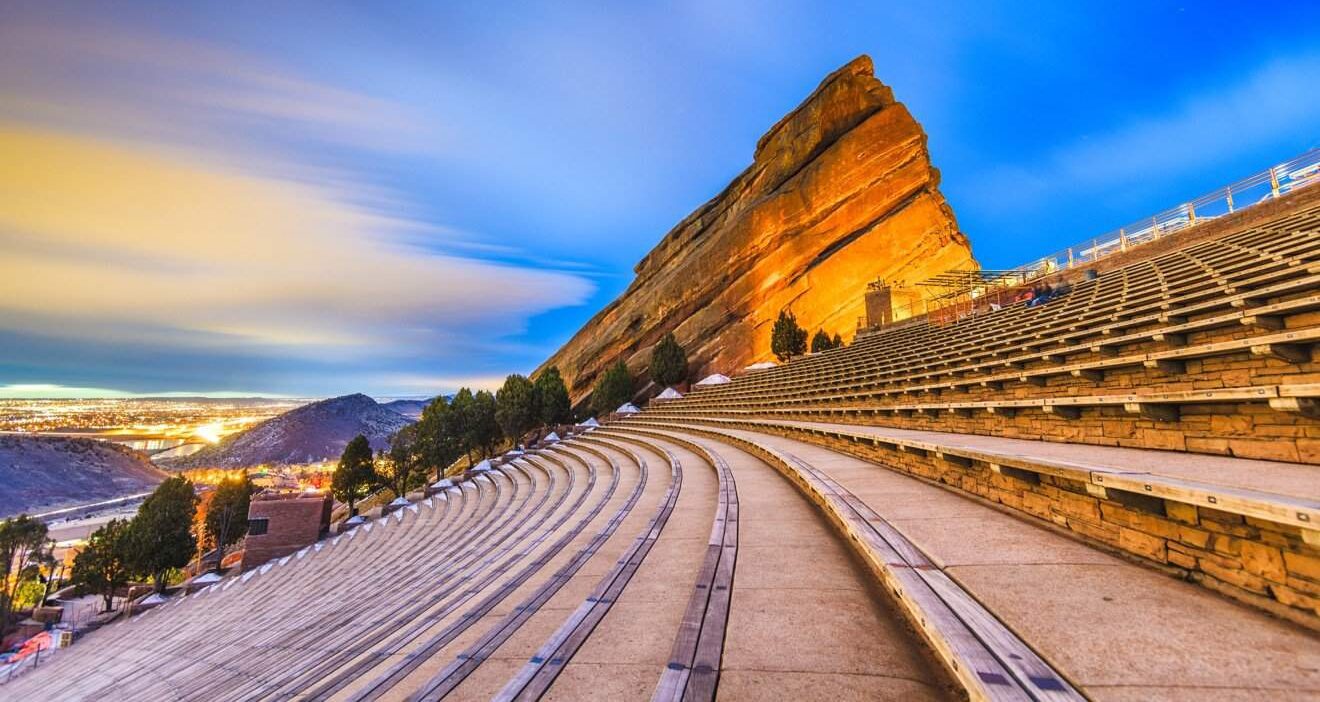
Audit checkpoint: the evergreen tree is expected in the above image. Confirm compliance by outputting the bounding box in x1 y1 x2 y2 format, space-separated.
810 329 833 353
203 472 254 562
0 514 51 635
448 387 477 463
472 390 501 458
649 333 688 387
496 374 538 445
832 332 844 349
592 360 634 415
771 310 808 361
380 424 429 498
125 476 198 593
332 435 375 516
416 395 461 477
71 518 132 612
534 366 572 428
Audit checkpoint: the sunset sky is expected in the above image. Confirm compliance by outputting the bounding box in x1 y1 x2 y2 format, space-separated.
2 1 1318 398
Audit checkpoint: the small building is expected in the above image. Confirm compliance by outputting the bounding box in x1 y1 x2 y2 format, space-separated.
240 491 332 571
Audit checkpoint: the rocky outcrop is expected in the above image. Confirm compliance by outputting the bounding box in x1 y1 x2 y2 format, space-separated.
540 55 976 403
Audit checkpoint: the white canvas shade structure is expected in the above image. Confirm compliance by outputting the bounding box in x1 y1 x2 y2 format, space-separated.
744 361 778 371
615 402 642 414
542 432 561 443
576 417 601 428
655 387 683 400
695 373 732 386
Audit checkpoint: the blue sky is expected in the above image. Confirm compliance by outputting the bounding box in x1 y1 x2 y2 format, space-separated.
1 1 1317 398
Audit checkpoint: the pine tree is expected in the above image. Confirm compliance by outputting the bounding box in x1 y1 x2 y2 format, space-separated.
71 518 132 612
771 310 808 361
650 333 688 387
0 515 51 635
593 360 634 414
416 395 461 477
832 332 844 349
381 424 428 498
472 390 501 458
534 366 573 428
811 329 833 353
125 476 198 593
203 472 254 562
496 374 538 445
332 435 375 517
448 387 477 463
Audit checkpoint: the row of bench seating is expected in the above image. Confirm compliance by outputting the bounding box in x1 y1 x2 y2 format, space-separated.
659 203 1320 460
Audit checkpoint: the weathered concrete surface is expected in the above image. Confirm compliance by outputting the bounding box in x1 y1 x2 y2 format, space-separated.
539 55 976 403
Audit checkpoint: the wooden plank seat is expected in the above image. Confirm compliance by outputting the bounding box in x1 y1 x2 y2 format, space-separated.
169 465 537 699
6 468 510 700
676 276 1320 409
398 440 655 702
322 444 625 701
694 264 1320 403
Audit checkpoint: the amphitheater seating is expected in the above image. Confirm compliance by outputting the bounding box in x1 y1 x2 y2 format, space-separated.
9 196 1320 702
658 202 1320 466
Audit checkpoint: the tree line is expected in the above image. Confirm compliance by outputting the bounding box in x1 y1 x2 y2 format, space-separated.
0 471 255 631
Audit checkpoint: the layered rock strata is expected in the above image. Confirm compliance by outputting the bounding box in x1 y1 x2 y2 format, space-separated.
541 55 976 403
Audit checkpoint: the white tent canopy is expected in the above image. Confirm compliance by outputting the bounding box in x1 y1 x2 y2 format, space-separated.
389 497 410 506
695 373 732 386
471 459 493 472
543 432 561 443
745 361 777 371
191 572 223 585
576 417 601 427
655 387 683 400
615 403 642 414
431 478 454 489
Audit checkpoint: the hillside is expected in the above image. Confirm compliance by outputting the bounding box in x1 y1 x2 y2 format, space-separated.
162 393 411 469
380 399 430 421
539 55 976 402
0 435 168 518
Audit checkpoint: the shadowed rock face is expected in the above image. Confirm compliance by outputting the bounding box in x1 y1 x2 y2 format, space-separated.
540 55 977 403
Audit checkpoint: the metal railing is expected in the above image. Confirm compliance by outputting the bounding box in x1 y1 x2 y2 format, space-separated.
866 148 1320 330
1014 148 1320 280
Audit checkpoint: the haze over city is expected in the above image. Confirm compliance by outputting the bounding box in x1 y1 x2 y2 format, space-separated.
3 1 1317 399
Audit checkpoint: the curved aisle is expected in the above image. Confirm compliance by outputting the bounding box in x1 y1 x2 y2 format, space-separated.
666 420 1320 701
615 426 952 701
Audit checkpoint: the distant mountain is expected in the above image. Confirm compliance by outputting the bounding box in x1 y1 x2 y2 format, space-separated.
0 435 169 518
161 394 411 469
380 399 430 421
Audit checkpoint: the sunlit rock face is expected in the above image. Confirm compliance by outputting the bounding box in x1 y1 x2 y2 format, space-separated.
541 55 977 403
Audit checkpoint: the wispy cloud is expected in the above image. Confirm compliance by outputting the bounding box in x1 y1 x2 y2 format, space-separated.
0 124 593 362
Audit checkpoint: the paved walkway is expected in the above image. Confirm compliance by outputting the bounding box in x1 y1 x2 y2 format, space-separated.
633 429 951 701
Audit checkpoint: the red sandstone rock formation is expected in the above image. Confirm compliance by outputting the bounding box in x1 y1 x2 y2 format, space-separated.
540 55 977 403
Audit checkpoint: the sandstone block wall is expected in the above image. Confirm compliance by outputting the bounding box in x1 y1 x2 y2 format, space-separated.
708 422 1320 628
